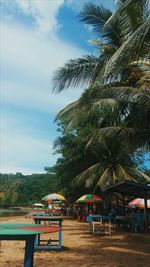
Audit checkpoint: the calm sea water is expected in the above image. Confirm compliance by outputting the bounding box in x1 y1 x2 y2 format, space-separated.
0 208 30 217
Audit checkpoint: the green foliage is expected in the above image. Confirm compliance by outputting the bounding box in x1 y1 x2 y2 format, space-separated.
51 0 150 193
52 121 150 194
0 173 61 207
48 123 99 202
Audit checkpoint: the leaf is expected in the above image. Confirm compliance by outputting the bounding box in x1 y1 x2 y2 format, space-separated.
52 55 98 92
55 100 79 121
103 17 150 80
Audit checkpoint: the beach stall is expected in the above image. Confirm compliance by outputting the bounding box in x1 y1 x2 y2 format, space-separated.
104 181 150 231
42 193 66 215
76 194 103 220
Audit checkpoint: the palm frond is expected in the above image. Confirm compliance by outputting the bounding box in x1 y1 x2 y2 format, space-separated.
89 98 118 119
130 60 150 89
65 116 80 132
98 164 150 191
80 3 112 34
55 100 79 121
88 127 134 145
80 3 121 47
97 168 112 189
104 0 148 34
103 17 150 80
116 163 132 180
100 126 133 138
127 167 150 183
52 55 98 92
86 131 112 156
112 171 118 183
90 57 107 87
95 85 150 107
72 163 103 188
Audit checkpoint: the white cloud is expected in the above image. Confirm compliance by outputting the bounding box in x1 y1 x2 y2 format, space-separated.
1 79 82 113
0 22 83 78
0 21 83 113
0 0 85 174
0 114 58 174
1 0 65 35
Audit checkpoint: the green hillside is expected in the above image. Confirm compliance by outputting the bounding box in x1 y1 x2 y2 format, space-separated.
0 173 61 207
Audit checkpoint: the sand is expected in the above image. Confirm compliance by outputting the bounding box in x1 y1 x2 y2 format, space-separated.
0 215 150 267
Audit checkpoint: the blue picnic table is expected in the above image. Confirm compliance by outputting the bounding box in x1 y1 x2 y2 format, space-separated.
32 215 63 250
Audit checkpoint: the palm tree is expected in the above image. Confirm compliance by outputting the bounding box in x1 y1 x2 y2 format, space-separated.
52 3 121 92
56 79 150 151
53 0 150 147
53 0 149 91
103 0 150 81
54 0 150 143
52 0 150 190
72 133 150 191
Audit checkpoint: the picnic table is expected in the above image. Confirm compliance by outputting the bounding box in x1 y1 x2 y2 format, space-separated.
32 215 63 250
86 215 112 236
0 223 61 267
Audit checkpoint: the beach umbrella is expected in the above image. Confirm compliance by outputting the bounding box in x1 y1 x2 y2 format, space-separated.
76 194 102 203
42 193 66 203
128 198 150 209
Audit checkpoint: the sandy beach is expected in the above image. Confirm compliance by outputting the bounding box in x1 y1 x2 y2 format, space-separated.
0 215 150 267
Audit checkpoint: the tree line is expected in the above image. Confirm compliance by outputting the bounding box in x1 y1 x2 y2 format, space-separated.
0 173 61 207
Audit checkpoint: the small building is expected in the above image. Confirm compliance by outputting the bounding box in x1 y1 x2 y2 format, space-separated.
33 203 44 210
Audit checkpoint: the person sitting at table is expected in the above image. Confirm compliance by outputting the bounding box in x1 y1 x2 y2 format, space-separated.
130 208 144 233
109 205 119 224
77 207 82 221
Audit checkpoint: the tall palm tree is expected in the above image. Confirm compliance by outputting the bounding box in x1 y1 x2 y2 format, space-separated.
52 0 150 190
54 1 150 146
53 0 150 146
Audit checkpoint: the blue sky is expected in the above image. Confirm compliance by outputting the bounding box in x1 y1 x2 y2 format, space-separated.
2 0 148 175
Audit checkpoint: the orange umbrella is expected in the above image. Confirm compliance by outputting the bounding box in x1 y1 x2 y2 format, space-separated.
128 198 150 208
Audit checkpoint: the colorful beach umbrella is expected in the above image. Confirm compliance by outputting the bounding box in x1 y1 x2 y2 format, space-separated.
42 193 66 203
76 194 102 203
128 198 150 209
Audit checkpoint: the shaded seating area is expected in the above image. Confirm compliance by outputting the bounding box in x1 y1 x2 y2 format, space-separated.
104 181 150 232
85 181 150 236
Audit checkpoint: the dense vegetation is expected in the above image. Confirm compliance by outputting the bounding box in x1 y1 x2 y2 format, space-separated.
0 173 61 207
0 168 149 208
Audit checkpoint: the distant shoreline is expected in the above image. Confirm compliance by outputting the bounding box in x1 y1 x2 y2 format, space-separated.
0 207 33 218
